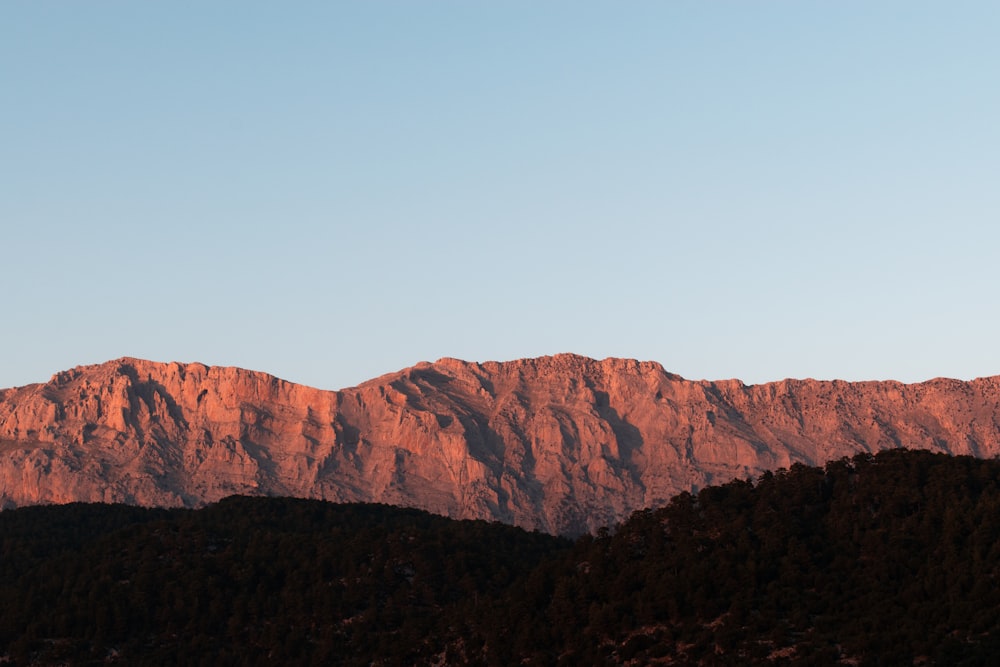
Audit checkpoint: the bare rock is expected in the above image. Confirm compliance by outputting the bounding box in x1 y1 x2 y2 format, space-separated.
2 354 1000 535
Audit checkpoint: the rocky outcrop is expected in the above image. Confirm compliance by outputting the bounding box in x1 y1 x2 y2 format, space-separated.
2 354 1000 535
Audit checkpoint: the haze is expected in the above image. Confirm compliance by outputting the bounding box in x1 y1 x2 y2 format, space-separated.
3 2 998 390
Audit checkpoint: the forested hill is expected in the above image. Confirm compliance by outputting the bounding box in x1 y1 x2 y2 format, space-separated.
4 449 1000 665
0 499 567 665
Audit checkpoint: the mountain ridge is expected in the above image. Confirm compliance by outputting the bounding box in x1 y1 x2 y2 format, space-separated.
3 354 1000 535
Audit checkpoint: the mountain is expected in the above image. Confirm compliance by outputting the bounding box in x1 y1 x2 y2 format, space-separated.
2 354 1000 535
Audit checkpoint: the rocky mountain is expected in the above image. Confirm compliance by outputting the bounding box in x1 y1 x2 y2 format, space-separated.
2 354 1000 535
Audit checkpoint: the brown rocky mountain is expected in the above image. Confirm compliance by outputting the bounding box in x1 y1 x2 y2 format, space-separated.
2 354 1000 535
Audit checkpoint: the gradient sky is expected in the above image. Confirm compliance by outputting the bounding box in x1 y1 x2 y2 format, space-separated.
3 2 999 390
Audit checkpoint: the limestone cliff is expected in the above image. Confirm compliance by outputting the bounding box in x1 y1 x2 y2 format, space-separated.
2 354 999 535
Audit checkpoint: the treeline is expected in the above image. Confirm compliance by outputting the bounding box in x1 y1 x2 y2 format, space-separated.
0 499 565 665
484 449 1000 665
3 449 1000 665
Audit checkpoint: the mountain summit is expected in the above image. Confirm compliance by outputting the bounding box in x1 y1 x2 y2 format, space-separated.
2 355 999 535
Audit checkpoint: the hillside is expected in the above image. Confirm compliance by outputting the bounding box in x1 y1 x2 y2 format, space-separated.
2 450 1000 665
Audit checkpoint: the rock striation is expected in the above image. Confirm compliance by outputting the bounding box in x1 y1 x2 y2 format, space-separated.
2 354 1000 535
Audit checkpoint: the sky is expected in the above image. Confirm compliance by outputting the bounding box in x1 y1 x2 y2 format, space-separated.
3 1 999 390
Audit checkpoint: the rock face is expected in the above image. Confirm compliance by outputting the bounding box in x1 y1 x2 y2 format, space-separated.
2 354 1000 535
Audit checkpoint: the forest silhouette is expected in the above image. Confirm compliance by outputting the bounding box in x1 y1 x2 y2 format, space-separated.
2 448 999 665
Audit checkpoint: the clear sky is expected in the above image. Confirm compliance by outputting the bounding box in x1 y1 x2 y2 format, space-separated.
3 2 999 390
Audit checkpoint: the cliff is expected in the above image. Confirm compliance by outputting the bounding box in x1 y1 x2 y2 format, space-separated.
2 354 999 535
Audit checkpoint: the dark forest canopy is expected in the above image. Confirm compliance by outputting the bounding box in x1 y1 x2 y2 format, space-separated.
3 449 1000 665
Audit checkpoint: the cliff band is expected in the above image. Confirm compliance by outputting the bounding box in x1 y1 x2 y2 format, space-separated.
2 354 999 535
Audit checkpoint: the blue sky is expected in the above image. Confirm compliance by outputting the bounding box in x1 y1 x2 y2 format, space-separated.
3 2 999 390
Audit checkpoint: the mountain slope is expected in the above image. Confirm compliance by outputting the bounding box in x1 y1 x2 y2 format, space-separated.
3 354 1000 535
